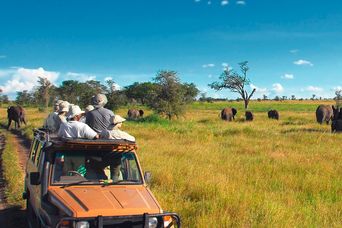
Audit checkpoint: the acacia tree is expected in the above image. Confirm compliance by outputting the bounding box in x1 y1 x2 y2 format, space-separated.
209 61 256 109
148 70 186 120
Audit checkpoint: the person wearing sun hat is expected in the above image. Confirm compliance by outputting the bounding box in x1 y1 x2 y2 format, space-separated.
86 94 115 133
58 105 99 139
100 115 135 142
43 100 64 133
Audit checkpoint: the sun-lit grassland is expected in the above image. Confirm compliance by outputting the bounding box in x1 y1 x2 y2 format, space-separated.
0 131 25 207
1 100 342 227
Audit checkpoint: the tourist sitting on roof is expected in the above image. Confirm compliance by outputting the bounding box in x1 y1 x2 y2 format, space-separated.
58 101 70 123
58 105 99 139
80 105 94 123
43 100 64 133
86 94 115 133
100 115 135 142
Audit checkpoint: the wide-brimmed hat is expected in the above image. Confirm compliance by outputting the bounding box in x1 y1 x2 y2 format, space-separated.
92 94 108 108
67 105 85 119
58 101 70 113
108 115 126 130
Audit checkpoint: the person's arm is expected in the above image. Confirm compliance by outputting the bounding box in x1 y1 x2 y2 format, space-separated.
83 124 99 140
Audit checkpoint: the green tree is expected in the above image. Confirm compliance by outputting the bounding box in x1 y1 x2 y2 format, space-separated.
182 83 200 103
125 82 157 105
209 61 256 109
148 70 186 120
16 90 33 106
35 77 54 108
57 80 82 105
105 79 128 111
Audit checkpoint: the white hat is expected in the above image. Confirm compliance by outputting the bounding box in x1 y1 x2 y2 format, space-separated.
67 105 85 119
92 94 108 108
58 101 70 113
108 115 126 130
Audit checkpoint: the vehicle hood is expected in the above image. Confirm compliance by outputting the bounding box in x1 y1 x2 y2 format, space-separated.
48 185 162 217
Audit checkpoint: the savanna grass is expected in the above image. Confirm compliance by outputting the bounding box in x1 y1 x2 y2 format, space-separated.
1 101 341 227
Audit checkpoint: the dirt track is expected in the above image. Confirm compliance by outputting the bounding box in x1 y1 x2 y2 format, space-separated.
0 129 30 227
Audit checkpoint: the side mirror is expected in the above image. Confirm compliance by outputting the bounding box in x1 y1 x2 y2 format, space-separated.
144 171 152 185
30 172 40 185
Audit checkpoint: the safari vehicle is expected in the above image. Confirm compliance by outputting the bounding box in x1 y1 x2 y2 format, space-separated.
23 129 181 228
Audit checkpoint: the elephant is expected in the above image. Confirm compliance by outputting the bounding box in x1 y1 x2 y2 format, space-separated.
268 110 279 120
221 108 237 121
7 105 27 130
127 109 144 119
331 106 342 132
245 111 254 121
332 120 342 132
316 105 333 124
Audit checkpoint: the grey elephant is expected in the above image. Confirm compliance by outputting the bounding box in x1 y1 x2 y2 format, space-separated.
127 109 144 119
316 105 334 124
268 110 279 120
331 106 342 132
221 108 237 121
245 111 253 121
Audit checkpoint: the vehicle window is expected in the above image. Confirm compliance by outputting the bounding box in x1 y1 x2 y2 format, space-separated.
30 140 41 162
29 139 38 160
52 151 142 185
34 142 44 166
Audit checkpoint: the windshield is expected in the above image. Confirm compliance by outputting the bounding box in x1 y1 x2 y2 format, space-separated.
52 151 142 185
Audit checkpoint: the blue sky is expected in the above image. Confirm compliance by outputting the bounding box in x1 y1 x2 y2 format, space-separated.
0 0 342 99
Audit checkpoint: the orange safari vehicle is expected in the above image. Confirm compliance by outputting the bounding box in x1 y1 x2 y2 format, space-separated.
23 129 181 228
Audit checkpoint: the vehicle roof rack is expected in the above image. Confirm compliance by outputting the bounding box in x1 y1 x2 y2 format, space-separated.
33 128 137 152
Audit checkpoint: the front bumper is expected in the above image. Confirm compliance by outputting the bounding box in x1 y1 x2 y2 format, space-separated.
56 212 181 228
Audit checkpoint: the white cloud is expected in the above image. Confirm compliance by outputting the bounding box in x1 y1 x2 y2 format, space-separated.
66 72 96 82
294 59 313 66
104 76 113 82
0 67 59 94
236 0 245 5
202 63 215 68
289 49 298 54
333 86 342 91
221 0 229 6
272 83 284 93
250 84 269 95
281 73 294 79
305 86 323 92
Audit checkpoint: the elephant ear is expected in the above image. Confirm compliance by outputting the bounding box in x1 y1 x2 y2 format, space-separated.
232 108 237 116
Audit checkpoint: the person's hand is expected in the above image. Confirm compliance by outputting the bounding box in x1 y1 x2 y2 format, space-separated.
93 134 100 139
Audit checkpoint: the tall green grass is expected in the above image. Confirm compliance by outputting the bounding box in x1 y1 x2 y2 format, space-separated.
1 101 341 227
1 131 25 207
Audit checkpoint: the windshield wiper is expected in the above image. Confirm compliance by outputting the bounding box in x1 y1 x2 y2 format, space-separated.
62 180 95 188
113 180 140 184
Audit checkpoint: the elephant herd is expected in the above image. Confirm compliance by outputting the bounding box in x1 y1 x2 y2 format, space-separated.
316 104 342 132
220 108 279 122
220 104 342 132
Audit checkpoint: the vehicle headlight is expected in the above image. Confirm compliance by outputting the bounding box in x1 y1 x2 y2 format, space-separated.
75 221 90 228
148 217 158 228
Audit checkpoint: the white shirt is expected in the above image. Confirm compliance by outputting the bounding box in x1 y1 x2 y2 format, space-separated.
100 129 135 142
58 121 98 139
